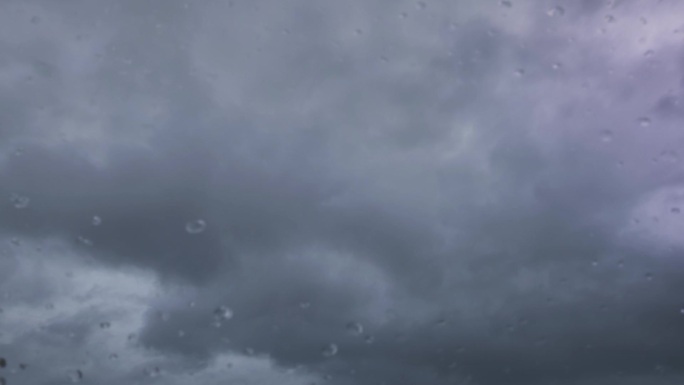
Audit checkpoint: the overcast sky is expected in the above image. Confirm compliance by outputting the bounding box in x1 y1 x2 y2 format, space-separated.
1 0 684 384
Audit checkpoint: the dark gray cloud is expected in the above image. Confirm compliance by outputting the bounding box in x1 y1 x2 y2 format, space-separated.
1 0 684 385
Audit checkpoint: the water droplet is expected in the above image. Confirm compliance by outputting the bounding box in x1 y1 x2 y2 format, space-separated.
178 330 186 338
185 219 206 234
645 273 653 281
514 68 525 77
500 0 512 7
0 358 6 368
45 303 55 310
244 347 255 356
363 335 375 344
552 62 562 70
604 14 615 23
10 193 30 209
679 308 684 315
127 333 136 341
600 130 613 143
637 117 652 127
345 321 364 335
416 1 427 10
158 311 170 322
68 369 83 383
188 301 196 308
644 49 655 58
145 367 161 378
91 216 102 226
99 321 111 329
108 353 118 360
322 343 338 357
671 207 681 214
30 16 40 24
77 236 93 246
547 6 565 17
299 302 311 309
19 363 27 370
213 305 234 321
10 238 20 246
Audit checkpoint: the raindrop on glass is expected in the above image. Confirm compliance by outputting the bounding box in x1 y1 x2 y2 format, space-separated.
600 130 613 143
68 369 83 383
547 6 565 17
178 330 186 338
670 207 680 214
322 343 339 357
552 62 562 70
19 363 27 370
99 321 111 329
364 335 375 344
185 219 206 234
345 321 364 335
604 14 615 23
213 305 234 321
0 358 6 368
416 1 427 10
108 353 118 360
30 16 40 24
299 301 311 309
10 193 30 209
92 216 102 226
644 49 654 58
637 117 651 127
514 68 525 77
500 0 512 8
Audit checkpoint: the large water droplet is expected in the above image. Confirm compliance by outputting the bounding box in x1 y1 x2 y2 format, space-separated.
185 219 206 234
547 6 565 17
637 117 652 127
10 193 30 209
322 343 339 357
345 321 364 335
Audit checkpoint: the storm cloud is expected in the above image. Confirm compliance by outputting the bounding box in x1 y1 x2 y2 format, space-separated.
1 0 684 384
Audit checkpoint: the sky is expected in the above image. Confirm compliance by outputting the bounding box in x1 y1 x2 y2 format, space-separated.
1 0 684 384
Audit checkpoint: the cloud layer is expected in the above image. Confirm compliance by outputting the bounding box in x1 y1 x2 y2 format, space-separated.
1 1 684 384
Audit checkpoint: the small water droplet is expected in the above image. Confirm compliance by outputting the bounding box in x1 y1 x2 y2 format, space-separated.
188 301 196 308
345 321 364 335
45 303 55 310
213 305 234 321
299 301 311 309
159 311 170 322
10 193 30 209
600 130 613 143
244 347 255 356
640 17 648 25
30 16 40 24
552 62 562 70
644 49 655 58
108 353 118 360
604 14 615 23
127 333 136 341
514 68 525 77
92 216 102 226
185 219 206 234
77 236 93 246
145 367 161 378
178 330 186 338
363 335 375 344
645 273 653 281
637 117 652 127
322 343 338 357
68 369 83 383
547 6 565 17
500 0 512 8
19 363 27 370
99 321 111 329
416 1 427 10
679 308 684 315
671 207 681 214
